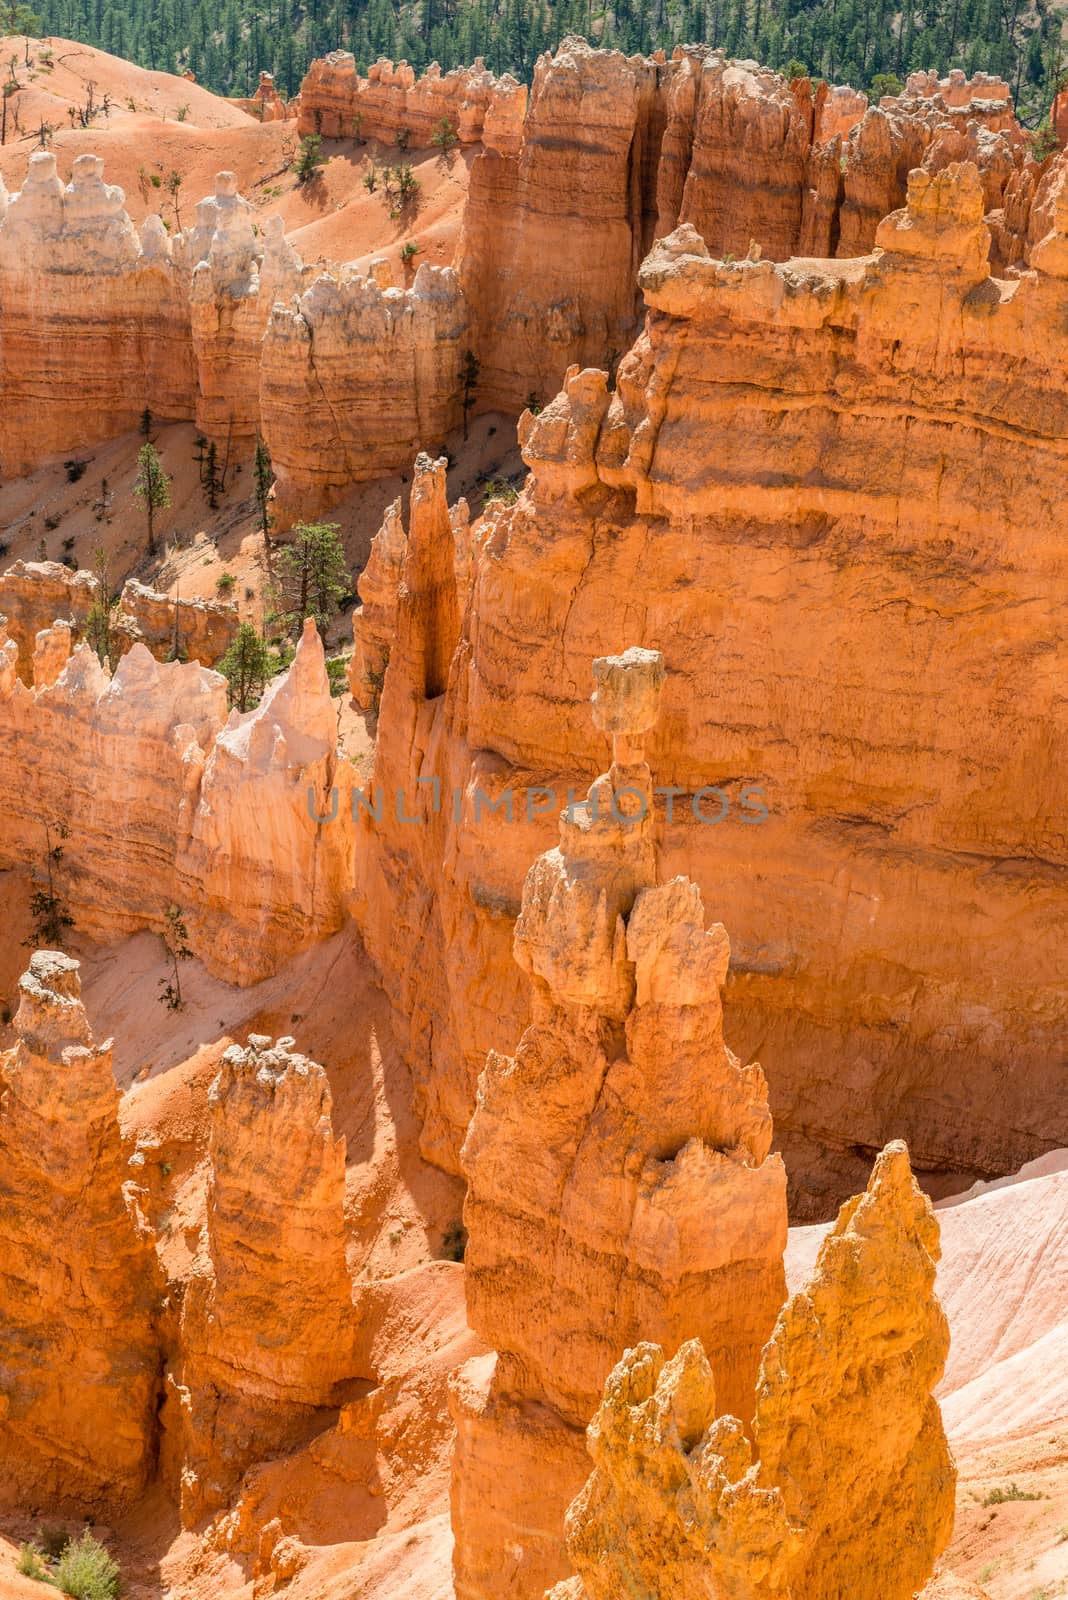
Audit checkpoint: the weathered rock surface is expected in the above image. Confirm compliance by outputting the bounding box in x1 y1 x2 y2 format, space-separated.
362 162 1068 1219
298 51 524 145
180 619 357 978
116 578 239 666
348 494 407 710
171 1033 356 1524
0 953 160 1514
550 1142 955 1600
456 40 1028 413
0 562 238 679
0 624 353 983
0 150 196 475
0 560 97 681
449 647 787 1597
261 262 467 524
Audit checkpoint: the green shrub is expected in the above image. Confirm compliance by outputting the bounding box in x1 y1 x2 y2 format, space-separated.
16 1542 51 1579
38 1525 70 1559
325 656 349 695
982 1481 1042 1505
54 1531 121 1599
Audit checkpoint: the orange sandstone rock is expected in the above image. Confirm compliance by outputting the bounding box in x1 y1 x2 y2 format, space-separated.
550 1142 955 1600
450 647 787 1597
0 953 160 1515
0 562 237 680
364 162 1068 1219
298 50 524 145
260 262 467 525
0 150 196 475
0 624 351 983
171 1033 356 1524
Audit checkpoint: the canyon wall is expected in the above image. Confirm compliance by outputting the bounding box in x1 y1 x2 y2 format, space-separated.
260 259 468 525
0 47 1039 494
298 51 526 145
358 158 1068 1220
0 153 456 495
448 646 787 1597
455 39 1029 413
0 150 196 476
0 619 355 983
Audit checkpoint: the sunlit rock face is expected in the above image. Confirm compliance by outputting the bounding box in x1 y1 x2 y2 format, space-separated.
450 648 788 1598
0 952 161 1516
549 1142 954 1600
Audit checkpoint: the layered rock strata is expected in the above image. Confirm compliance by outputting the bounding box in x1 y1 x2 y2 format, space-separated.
0 150 196 474
456 39 1028 412
449 647 787 1598
0 562 238 679
260 260 468 523
298 51 525 145
0 953 160 1514
171 1034 355 1524
548 1144 954 1600
0 49 1036 492
361 161 1068 1218
0 623 353 982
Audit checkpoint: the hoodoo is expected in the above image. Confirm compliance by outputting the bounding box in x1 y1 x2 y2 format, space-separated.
0 27 1062 1600
451 648 788 1597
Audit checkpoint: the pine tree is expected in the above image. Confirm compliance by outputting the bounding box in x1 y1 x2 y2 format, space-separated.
253 436 273 540
459 347 480 440
158 904 193 1009
219 619 272 709
275 520 349 638
133 441 170 555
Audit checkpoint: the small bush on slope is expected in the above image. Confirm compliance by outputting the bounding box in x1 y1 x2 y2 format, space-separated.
54 1532 122 1598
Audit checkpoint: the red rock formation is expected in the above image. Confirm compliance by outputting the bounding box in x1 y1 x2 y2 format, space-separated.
0 151 196 475
171 1033 355 1524
0 562 238 678
0 952 160 1515
179 619 356 979
348 494 407 710
0 561 97 682
188 174 304 449
298 50 524 145
0 623 352 983
361 163 1068 1222
260 261 467 525
550 1142 954 1600
449 646 787 1597
115 578 239 666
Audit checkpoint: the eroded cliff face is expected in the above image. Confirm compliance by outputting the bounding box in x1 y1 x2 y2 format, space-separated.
298 50 525 144
0 952 160 1514
549 1142 955 1600
0 621 354 983
361 160 1068 1219
449 647 787 1598
0 46 1038 512
260 260 468 525
0 150 196 476
0 561 237 681
171 1034 356 1525
456 40 1029 413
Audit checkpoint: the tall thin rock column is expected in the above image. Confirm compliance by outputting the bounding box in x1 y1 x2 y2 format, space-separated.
0 952 161 1515
172 1034 356 1525
450 648 788 1599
